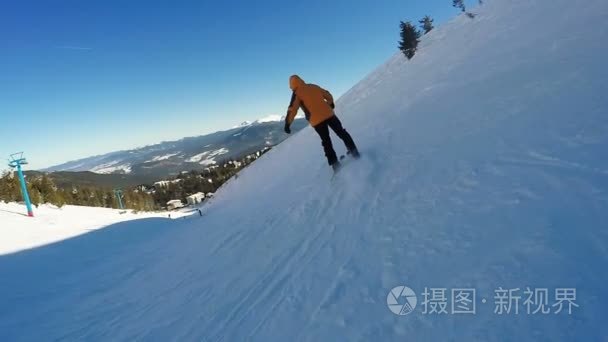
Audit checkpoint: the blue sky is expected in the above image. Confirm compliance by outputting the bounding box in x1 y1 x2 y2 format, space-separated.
0 0 463 170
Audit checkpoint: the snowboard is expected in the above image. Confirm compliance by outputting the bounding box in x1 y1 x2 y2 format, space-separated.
331 153 360 179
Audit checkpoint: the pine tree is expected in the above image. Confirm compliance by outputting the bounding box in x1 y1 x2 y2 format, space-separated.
419 16 434 34
90 191 102 207
453 0 466 12
29 187 42 207
398 21 421 60
0 172 21 202
38 175 55 203
0 171 9 202
45 186 60 206
101 191 111 208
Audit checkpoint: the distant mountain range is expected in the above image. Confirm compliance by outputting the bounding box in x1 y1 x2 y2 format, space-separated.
43 116 307 179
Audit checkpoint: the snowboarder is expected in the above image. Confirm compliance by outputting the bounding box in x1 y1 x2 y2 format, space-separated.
284 75 359 171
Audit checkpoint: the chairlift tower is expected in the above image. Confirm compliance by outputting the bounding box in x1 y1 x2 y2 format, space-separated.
113 189 125 210
8 152 34 217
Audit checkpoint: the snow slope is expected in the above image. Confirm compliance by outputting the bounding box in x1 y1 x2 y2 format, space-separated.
2 0 608 340
0 202 190 255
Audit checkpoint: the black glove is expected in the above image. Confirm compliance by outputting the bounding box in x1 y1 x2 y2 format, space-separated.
330 103 335 109
284 122 291 134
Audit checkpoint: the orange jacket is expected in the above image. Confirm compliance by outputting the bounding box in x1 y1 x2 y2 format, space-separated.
285 75 335 127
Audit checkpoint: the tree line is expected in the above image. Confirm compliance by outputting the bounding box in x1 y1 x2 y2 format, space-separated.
0 171 156 211
0 148 271 212
152 148 271 208
398 1 482 60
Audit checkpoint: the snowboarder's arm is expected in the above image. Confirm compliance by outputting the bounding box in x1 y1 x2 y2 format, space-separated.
285 91 301 125
321 88 335 109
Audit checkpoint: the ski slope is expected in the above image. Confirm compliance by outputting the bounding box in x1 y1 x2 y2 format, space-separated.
2 0 608 340
0 202 190 255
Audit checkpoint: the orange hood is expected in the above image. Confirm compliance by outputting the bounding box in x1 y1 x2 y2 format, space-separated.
289 75 305 90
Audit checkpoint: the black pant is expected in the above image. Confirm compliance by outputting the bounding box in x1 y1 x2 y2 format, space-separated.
313 115 357 165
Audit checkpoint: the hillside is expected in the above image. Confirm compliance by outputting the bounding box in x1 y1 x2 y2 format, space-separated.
1 0 607 340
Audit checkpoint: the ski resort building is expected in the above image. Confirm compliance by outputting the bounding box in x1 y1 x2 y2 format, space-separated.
186 192 205 205
166 199 184 210
154 179 183 189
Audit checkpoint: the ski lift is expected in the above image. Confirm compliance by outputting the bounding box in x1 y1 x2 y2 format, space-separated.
8 152 28 168
7 152 34 217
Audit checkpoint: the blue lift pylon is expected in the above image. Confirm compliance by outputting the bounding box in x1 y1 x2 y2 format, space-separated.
8 152 34 217
113 189 125 210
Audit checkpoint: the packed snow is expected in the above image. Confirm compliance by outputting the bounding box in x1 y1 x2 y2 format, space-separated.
1 0 608 340
0 202 190 255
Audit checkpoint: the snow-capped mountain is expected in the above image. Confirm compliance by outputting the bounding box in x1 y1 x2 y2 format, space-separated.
255 114 284 123
232 113 302 128
43 117 307 177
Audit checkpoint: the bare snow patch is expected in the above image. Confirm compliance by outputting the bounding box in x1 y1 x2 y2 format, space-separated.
187 148 229 165
146 152 181 163
90 161 132 174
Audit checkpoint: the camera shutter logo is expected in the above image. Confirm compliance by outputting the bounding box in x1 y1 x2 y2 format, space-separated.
387 286 418 315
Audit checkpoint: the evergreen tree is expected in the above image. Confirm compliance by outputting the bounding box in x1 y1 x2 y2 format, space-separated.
0 172 21 203
398 21 421 60
70 187 81 206
419 16 434 34
45 187 61 207
0 171 9 202
453 0 466 12
38 175 55 202
103 191 115 208
29 187 42 207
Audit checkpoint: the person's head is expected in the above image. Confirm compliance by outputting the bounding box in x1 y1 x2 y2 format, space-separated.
289 75 305 91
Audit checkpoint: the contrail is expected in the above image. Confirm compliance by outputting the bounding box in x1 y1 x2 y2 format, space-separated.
56 45 93 51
